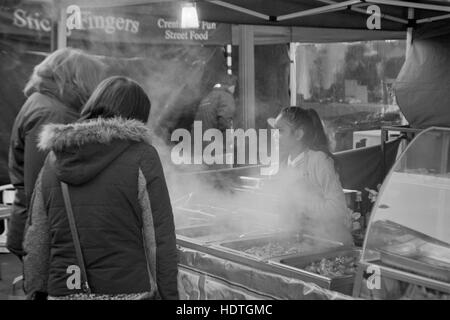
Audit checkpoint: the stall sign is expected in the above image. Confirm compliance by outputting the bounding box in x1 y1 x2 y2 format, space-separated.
9 7 140 35
1 5 231 45
154 17 231 44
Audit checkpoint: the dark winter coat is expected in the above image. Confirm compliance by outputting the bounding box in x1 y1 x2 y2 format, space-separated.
23 117 179 299
194 86 236 132
7 92 79 257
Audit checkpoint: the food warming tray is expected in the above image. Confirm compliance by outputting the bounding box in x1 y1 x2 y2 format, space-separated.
173 207 215 228
175 223 275 244
269 247 361 294
214 233 343 261
378 241 450 283
374 228 450 283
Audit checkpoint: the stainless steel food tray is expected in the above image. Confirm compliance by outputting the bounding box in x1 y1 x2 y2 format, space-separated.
177 233 359 294
175 223 275 244
173 207 216 228
378 249 450 283
213 233 343 261
269 247 361 294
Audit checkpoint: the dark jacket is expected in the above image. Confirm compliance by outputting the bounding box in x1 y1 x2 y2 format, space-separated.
7 92 79 257
194 86 235 132
23 117 178 299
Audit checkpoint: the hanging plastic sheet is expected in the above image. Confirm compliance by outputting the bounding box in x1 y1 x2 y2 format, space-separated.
394 27 450 129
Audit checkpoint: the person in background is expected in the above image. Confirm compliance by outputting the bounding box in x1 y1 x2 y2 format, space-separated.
7 48 106 259
23 76 178 300
268 106 353 245
194 73 237 132
193 74 238 189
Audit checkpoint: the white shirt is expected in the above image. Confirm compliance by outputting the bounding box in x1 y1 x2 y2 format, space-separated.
287 151 305 168
283 150 353 245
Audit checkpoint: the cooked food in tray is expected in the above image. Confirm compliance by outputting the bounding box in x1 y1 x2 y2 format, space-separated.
243 240 317 259
304 255 358 278
220 233 345 260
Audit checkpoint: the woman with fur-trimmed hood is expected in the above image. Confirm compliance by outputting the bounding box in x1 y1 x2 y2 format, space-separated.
23 76 179 300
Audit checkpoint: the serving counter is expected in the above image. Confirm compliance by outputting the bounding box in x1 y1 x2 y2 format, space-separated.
173 194 358 300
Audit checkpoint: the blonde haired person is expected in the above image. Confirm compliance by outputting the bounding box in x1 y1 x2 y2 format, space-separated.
7 48 106 259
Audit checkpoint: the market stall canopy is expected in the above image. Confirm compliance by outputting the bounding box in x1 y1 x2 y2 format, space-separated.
0 0 432 43
7 0 450 44
19 0 450 37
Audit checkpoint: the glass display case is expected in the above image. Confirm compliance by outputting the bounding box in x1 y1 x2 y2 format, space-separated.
356 127 450 299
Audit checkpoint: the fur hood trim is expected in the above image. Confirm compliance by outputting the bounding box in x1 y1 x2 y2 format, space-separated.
38 117 151 151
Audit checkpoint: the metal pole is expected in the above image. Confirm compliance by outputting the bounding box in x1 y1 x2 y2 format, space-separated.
209 0 270 20
238 25 255 130
400 7 414 126
406 8 414 56
50 19 57 51
381 127 388 177
50 2 59 51
417 13 450 24
278 0 361 21
55 3 67 50
366 0 450 13
289 43 297 106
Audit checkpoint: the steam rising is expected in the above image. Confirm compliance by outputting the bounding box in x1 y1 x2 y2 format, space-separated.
58 5 351 249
